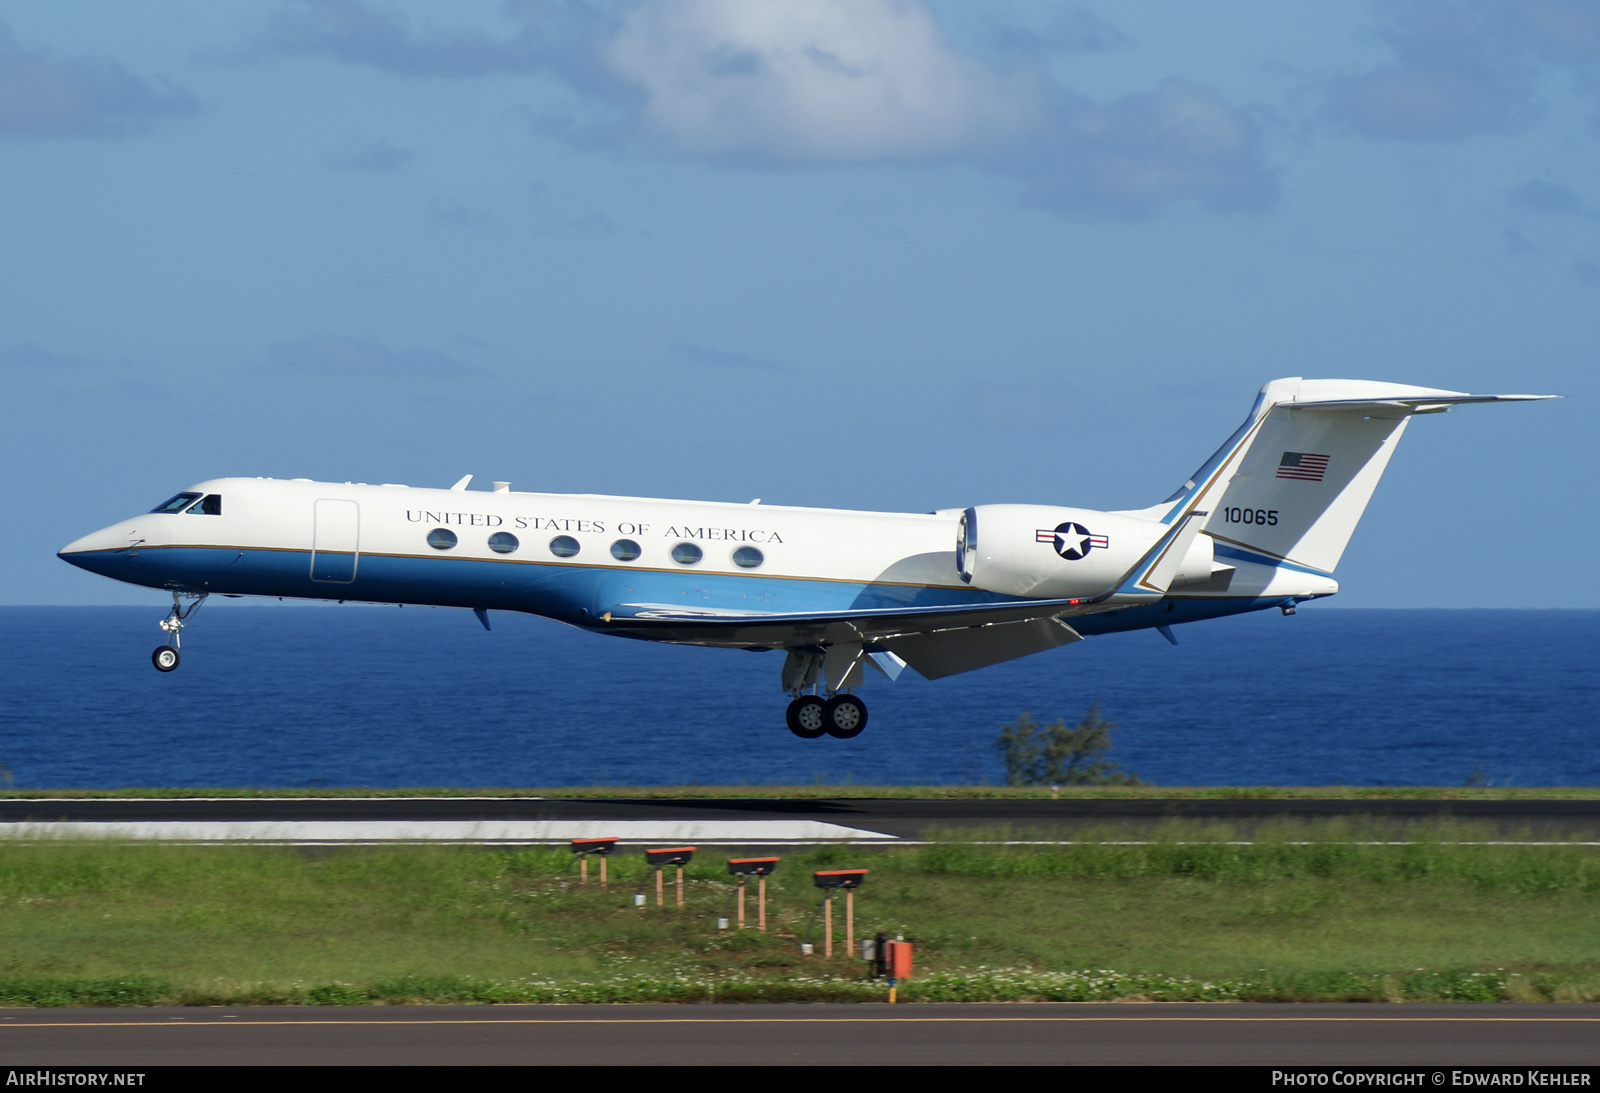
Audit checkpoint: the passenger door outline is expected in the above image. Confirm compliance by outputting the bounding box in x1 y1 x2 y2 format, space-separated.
311 499 360 583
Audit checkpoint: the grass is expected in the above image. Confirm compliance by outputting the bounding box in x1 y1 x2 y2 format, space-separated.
0 785 1598 799
0 822 1597 1005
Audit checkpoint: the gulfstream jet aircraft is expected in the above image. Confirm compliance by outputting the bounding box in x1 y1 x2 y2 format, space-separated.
60 378 1552 740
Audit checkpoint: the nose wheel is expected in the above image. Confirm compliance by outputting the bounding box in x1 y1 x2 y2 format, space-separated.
152 590 207 672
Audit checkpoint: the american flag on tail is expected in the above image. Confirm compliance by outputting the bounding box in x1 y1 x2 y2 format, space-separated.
1276 452 1329 481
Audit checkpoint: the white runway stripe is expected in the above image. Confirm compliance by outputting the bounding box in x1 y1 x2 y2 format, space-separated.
0 820 899 845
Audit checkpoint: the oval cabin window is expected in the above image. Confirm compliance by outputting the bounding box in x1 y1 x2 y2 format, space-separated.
671 542 703 566
427 528 458 551
731 546 764 569
549 535 581 558
610 539 642 562
487 532 519 554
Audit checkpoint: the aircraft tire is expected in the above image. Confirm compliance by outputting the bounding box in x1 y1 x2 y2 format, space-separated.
786 696 826 739
152 646 180 672
823 695 867 739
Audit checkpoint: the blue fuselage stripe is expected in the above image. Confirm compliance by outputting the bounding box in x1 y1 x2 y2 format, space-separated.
60 546 1307 640
63 547 1017 620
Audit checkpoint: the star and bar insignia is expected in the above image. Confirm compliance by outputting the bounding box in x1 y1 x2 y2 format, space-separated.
1036 522 1108 560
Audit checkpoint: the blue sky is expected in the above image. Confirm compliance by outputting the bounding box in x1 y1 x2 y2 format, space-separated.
4 0 1594 607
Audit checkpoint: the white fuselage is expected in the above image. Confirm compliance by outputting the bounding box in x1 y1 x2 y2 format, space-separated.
60 476 1333 645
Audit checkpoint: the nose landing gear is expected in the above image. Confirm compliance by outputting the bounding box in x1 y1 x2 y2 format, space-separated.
152 591 207 672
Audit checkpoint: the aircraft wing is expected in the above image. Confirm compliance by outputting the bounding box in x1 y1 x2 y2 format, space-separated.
599 596 1086 649
597 505 1230 673
598 503 1213 666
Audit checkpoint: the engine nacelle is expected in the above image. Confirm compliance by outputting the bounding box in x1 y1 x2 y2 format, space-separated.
956 504 1214 598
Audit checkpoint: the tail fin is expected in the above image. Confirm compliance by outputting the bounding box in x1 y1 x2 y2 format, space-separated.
1154 378 1555 575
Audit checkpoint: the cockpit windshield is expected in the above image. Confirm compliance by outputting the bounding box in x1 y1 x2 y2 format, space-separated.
184 494 222 515
150 492 203 514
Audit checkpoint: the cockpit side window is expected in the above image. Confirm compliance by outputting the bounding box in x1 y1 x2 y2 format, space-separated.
151 492 202 514
185 494 222 515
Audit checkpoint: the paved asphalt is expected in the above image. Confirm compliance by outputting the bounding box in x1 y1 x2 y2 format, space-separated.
0 1004 1595 1065
1 797 1598 838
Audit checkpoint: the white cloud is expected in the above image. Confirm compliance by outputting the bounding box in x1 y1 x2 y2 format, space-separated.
604 0 1037 162
596 0 1271 214
1022 80 1274 218
258 0 1274 218
1321 0 1600 141
0 21 193 139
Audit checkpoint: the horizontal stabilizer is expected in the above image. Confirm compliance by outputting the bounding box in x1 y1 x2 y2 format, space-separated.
1286 392 1556 416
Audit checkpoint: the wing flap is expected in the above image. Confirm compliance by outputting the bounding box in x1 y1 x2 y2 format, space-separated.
881 617 1082 680
599 596 1087 647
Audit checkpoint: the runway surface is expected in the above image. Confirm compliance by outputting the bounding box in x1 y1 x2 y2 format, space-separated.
0 1003 1596 1065
0 797 1596 844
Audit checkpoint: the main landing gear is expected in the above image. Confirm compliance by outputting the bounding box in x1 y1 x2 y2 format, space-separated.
784 694 868 739
782 647 870 740
152 591 207 672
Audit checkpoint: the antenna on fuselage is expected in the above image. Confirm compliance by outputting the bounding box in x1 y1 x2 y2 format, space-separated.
450 475 472 491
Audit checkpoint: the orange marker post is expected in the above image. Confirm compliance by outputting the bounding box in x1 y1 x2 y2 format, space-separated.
644 848 697 910
812 869 868 963
726 858 780 932
846 889 855 955
824 893 833 959
570 837 619 889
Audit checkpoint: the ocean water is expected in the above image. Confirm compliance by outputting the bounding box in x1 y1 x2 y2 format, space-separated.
0 605 1594 789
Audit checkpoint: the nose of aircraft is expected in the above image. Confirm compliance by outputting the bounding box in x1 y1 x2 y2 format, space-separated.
58 519 147 577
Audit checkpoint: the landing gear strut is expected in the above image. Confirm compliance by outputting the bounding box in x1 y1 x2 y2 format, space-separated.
152 591 207 672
